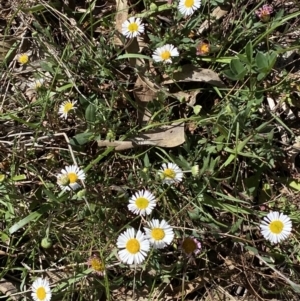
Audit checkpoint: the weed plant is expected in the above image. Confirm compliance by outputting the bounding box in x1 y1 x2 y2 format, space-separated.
0 0 300 300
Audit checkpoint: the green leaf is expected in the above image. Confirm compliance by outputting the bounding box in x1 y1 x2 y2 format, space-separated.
181 38 191 43
223 147 263 159
257 72 267 81
9 204 52 234
273 9 284 20
79 95 89 105
200 57 232 63
219 135 253 170
43 188 58 202
52 269 92 293
222 204 252 215
255 52 268 70
245 41 253 63
193 105 202 115
0 231 9 243
85 104 96 123
116 53 152 60
230 59 246 75
223 69 240 81
6 114 39 129
188 207 201 220
143 153 150 167
259 256 274 263
230 218 243 234
56 83 74 92
245 245 258 255
244 173 262 197
40 61 54 74
70 132 93 146
11 175 26 181
236 54 249 64
216 124 229 137
21 4 46 12
268 51 277 69
284 178 300 191
213 191 248 204
236 69 248 80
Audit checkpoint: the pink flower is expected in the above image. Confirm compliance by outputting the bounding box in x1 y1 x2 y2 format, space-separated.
181 236 201 256
87 255 105 276
255 5 273 22
196 41 210 56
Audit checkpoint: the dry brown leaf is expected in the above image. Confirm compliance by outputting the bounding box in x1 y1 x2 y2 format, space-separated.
201 285 240 301
114 0 146 67
111 286 151 301
197 6 229 34
134 76 158 103
134 123 185 148
172 89 201 107
114 0 152 120
0 278 20 301
134 75 158 125
285 136 300 172
114 0 128 46
98 123 185 150
163 64 225 87
126 33 151 121
161 276 208 300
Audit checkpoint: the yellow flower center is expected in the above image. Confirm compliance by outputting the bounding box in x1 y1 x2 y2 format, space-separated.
182 237 196 254
184 0 194 8
18 54 29 64
126 238 140 254
63 102 74 113
90 257 104 272
67 172 78 184
160 51 171 61
35 81 43 89
269 220 284 234
128 23 138 33
36 287 46 300
135 197 149 209
151 228 165 241
163 168 176 179
198 43 209 54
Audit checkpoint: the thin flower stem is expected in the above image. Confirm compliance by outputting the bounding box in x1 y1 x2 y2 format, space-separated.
135 4 174 18
84 147 115 173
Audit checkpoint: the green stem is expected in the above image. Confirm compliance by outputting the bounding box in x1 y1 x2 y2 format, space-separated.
135 4 175 18
84 147 115 173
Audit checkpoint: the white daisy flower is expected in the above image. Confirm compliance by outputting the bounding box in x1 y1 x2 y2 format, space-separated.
58 100 77 119
128 190 156 216
121 17 145 38
178 0 201 16
31 277 51 301
260 211 292 244
57 165 85 191
28 78 45 90
152 44 179 63
159 162 183 185
117 228 150 265
144 219 174 249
